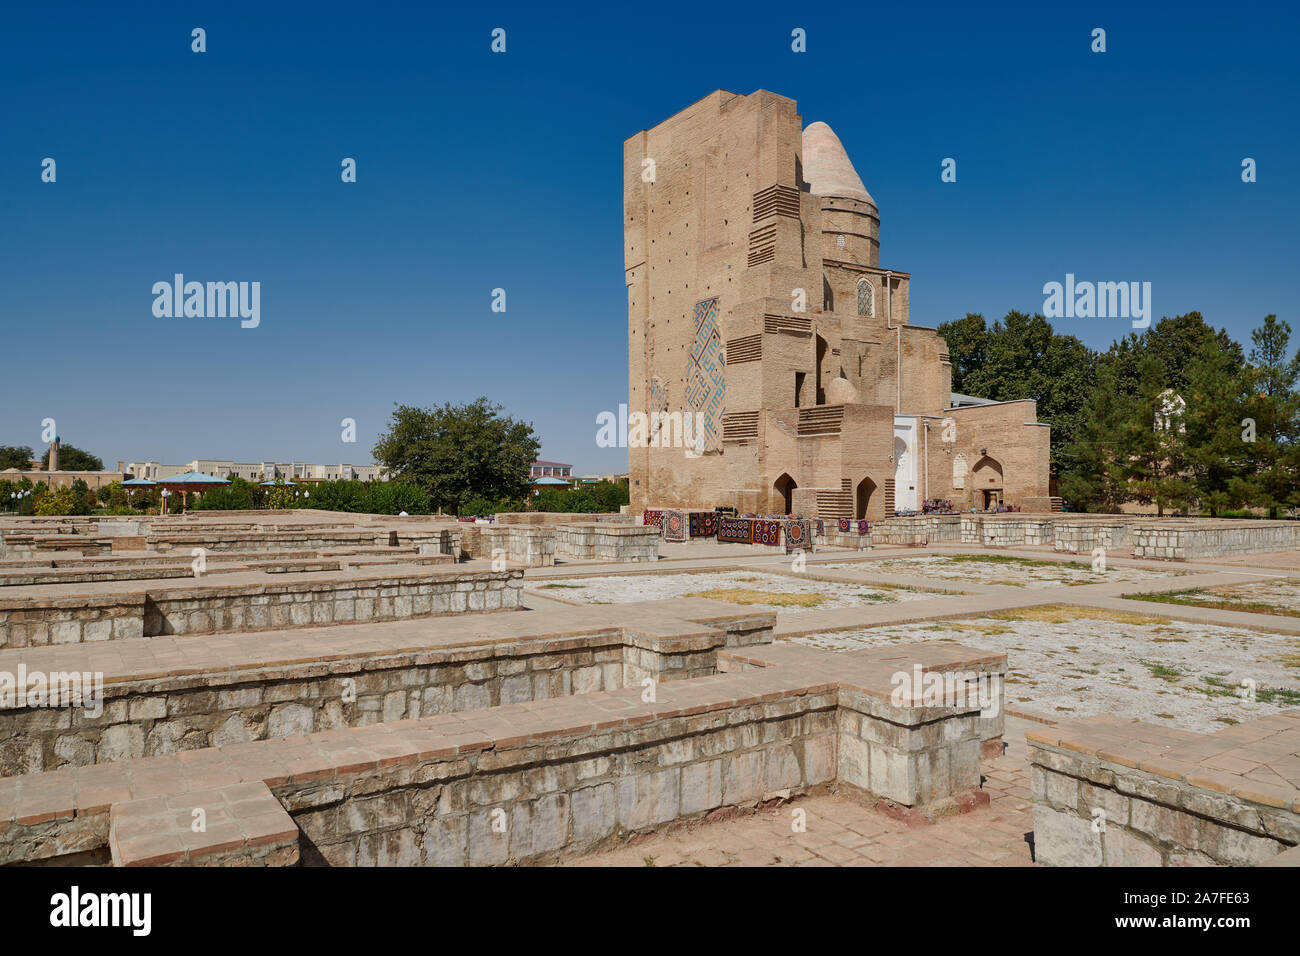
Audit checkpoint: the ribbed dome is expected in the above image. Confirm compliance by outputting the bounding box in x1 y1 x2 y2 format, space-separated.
826 375 860 405
802 122 874 205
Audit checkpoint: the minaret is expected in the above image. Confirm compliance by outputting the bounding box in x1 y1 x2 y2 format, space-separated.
49 436 60 472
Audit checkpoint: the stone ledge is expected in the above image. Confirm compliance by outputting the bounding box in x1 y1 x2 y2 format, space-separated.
0 637 1004 865
1028 710 1300 866
110 780 298 866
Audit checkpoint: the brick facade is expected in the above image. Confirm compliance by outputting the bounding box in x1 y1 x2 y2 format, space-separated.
626 90 1051 515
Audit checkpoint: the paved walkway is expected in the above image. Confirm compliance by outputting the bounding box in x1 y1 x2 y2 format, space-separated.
569 716 1036 867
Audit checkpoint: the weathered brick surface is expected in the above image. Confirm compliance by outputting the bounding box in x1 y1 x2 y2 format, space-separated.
0 568 523 648
0 600 770 775
0 637 1004 865
1028 711 1300 866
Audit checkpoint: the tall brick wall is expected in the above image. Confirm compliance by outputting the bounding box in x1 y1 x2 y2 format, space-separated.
626 90 1050 515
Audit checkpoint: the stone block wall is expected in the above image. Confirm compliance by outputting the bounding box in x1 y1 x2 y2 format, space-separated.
0 570 523 648
287 689 840 866
0 608 773 777
479 527 555 567
0 638 1005 866
554 524 659 563
1029 713 1300 866
1052 521 1133 555
0 633 627 776
1133 521 1300 560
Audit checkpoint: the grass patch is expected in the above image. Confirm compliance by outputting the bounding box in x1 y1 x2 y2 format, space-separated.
1257 686 1300 706
943 554 1091 570
1139 660 1183 682
1198 676 1239 699
684 588 828 608
988 605 1168 626
1124 588 1298 618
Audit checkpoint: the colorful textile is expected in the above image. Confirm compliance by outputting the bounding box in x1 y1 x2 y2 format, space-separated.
689 511 720 537
814 519 824 536
753 519 781 546
857 520 870 535
662 510 688 542
837 518 851 534
784 518 812 553
643 510 662 529
718 516 753 543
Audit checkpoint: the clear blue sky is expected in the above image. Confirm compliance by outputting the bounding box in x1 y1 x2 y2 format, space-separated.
3 0 1296 475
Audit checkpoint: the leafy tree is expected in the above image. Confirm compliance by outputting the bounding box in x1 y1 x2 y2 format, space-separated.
938 311 1095 476
40 444 104 472
531 481 628 513
265 478 297 510
305 480 370 513
34 486 79 516
0 446 34 470
193 477 255 511
373 398 539 514
366 481 431 515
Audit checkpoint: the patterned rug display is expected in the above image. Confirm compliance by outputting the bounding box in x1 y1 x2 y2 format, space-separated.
783 518 812 553
642 510 662 529
717 516 753 543
753 519 781 546
689 511 720 538
857 520 870 535
837 518 851 534
662 510 688 542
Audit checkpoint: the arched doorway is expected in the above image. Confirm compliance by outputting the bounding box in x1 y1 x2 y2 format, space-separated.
855 477 876 520
971 455 1004 508
774 473 797 515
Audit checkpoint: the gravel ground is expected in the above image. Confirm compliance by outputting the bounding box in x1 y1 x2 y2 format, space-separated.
791 610 1300 733
530 570 933 613
820 555 1185 589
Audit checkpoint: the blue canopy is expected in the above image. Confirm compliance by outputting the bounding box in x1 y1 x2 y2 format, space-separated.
122 477 156 486
160 472 229 484
260 479 296 486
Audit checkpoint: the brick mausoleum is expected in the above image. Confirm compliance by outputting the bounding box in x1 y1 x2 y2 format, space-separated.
625 90 1053 518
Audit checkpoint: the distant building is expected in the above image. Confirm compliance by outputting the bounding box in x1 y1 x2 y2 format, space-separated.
528 461 572 479
124 460 386 483
1 439 123 491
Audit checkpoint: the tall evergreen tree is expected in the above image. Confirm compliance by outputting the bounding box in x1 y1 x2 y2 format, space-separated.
1182 335 1249 515
1239 315 1300 517
1059 359 1130 512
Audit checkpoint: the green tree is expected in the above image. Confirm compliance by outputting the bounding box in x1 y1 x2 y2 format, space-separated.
938 311 1096 477
1121 356 1195 516
34 485 78 516
1059 360 1131 512
0 446 34 470
373 398 540 514
1182 336 1250 515
1239 315 1300 517
193 477 255 511
41 444 104 472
